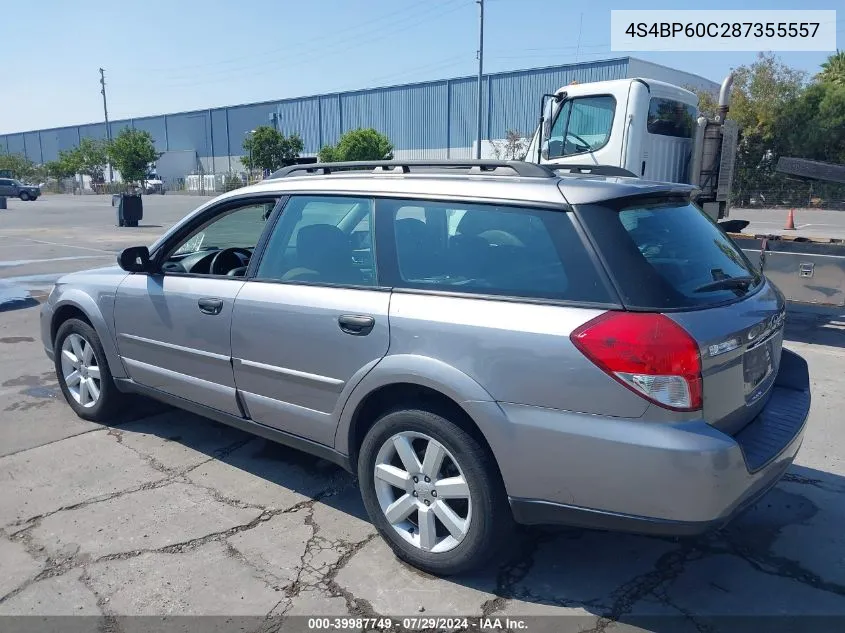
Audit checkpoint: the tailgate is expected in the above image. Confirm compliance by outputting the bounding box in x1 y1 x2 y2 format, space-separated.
669 279 787 434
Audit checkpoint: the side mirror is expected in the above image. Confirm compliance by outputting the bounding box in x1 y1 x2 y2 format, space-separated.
118 246 154 273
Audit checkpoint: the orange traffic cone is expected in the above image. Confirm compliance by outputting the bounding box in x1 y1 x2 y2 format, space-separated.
784 208 796 230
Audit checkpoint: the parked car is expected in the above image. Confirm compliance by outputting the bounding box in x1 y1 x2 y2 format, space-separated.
41 160 811 575
0 177 40 200
141 174 165 194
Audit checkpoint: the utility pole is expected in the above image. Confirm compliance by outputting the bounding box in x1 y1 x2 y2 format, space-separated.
475 0 484 159
99 67 113 182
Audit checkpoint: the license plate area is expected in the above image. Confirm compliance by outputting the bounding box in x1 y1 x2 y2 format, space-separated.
743 336 776 400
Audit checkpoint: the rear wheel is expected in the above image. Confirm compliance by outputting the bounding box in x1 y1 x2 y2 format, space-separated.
54 319 125 421
358 408 512 575
19 191 30 201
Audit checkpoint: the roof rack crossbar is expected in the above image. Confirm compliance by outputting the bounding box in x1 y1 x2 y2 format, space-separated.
269 160 556 180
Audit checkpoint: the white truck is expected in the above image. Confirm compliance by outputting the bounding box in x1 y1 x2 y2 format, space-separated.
524 75 845 309
526 75 738 221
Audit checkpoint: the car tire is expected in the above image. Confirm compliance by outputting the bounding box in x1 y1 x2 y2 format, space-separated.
54 318 125 422
357 408 512 575
19 192 30 201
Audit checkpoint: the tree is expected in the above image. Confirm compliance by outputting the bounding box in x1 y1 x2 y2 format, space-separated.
816 50 845 86
106 129 159 184
69 137 108 182
709 53 807 205
490 130 530 160
44 150 79 181
241 126 304 172
0 153 39 182
688 86 718 119
318 128 393 162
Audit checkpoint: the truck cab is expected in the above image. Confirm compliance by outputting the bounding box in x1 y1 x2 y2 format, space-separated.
526 76 738 220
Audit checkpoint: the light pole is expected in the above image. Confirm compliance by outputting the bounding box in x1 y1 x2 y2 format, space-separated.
475 0 484 159
245 129 256 182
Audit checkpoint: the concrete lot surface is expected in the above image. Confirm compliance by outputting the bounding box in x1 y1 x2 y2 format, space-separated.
1 194 845 632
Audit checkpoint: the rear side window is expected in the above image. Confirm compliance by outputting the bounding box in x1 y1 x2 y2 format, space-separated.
377 198 612 303
647 98 697 138
578 199 763 309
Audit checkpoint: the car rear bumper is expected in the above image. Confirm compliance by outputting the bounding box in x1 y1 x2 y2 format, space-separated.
472 348 810 534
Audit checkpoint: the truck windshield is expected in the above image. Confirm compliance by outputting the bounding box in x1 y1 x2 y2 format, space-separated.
548 95 615 158
577 199 763 310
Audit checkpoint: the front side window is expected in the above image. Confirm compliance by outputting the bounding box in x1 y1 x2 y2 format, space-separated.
256 196 376 286
548 95 616 158
382 198 611 303
647 98 698 138
161 199 277 276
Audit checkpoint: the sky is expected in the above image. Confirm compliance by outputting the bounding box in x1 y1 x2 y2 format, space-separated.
1 0 841 134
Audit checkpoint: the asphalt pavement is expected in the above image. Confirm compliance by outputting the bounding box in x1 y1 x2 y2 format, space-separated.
1 194 845 632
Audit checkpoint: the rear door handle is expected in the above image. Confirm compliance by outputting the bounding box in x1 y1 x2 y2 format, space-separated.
338 314 375 336
198 297 223 315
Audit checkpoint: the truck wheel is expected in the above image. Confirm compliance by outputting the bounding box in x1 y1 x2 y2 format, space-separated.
357 408 512 575
19 192 30 201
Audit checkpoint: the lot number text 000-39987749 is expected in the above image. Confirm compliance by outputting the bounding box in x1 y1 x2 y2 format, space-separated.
610 10 837 52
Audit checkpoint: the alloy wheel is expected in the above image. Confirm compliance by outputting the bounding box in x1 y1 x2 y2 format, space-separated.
373 431 472 553
60 333 101 408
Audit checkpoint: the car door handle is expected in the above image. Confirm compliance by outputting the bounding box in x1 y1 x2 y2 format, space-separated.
338 314 375 336
198 297 223 315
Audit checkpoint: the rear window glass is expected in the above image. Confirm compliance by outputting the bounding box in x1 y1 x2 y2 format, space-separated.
380 199 612 304
647 98 697 138
578 200 763 309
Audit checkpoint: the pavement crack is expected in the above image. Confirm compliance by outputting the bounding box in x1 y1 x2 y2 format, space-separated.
725 540 845 599
0 427 105 459
782 472 845 493
580 540 705 633
5 476 174 535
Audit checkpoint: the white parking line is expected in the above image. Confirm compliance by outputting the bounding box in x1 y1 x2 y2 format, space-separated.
0 255 111 268
0 237 115 254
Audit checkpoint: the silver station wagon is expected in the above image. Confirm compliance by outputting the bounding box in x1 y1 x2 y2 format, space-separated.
41 160 811 575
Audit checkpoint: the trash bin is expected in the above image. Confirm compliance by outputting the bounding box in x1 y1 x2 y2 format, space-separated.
0 196 7 210
117 193 143 227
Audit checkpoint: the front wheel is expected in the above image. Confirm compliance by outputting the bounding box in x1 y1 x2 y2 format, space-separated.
357 408 512 575
19 191 30 201
54 319 125 421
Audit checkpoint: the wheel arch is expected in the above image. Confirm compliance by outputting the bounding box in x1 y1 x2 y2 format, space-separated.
50 293 127 379
335 355 502 473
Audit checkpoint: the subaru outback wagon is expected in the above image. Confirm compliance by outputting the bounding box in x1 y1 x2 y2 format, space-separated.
41 160 811 575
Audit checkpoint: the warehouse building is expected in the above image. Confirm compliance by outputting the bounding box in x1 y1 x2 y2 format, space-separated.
1 57 717 184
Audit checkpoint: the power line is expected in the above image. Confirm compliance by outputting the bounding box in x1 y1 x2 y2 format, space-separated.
136 0 468 87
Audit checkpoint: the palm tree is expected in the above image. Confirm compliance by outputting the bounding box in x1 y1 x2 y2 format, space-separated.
816 50 845 86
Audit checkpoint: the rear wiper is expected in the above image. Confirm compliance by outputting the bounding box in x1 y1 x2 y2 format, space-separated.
693 276 756 293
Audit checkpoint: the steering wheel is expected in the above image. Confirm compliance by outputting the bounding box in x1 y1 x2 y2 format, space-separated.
566 131 592 153
210 247 252 275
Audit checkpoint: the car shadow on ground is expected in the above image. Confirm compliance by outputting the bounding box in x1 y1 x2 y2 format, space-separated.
785 310 845 349
99 402 845 628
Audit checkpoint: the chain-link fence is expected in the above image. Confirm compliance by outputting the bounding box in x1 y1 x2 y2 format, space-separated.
732 181 845 210
164 171 263 195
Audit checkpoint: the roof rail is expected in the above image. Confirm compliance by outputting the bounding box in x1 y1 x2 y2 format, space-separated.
551 164 638 178
268 160 556 180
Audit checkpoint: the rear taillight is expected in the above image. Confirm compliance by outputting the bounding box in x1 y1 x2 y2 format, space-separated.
570 312 702 411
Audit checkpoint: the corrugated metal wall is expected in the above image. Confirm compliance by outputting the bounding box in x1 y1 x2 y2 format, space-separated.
1 57 718 169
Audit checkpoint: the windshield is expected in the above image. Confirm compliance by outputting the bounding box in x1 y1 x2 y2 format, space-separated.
577 199 763 310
